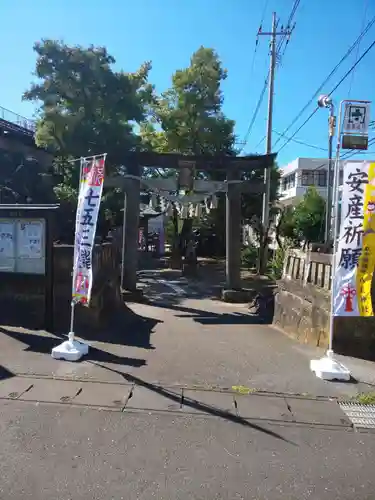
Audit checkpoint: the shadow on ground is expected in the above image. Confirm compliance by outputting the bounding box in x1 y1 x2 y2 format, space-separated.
0 365 15 381
150 301 269 325
88 360 297 446
0 326 147 368
75 302 161 350
139 268 275 326
0 297 160 351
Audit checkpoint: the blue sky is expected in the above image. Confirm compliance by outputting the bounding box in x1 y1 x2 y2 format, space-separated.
1 0 374 166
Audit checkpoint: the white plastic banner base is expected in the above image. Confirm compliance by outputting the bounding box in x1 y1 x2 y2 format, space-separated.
310 350 351 381
51 335 89 362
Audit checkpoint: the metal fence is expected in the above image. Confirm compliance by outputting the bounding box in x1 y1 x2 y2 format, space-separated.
0 105 36 133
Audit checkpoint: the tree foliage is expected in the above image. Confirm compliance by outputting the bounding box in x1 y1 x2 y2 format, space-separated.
294 186 326 243
21 40 280 250
23 39 154 238
140 47 237 255
277 187 326 246
24 40 153 161
152 46 236 157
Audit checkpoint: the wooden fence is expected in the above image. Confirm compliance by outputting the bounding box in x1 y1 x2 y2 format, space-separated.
282 250 333 290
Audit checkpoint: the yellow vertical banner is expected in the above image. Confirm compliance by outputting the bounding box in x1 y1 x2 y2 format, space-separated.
356 162 375 316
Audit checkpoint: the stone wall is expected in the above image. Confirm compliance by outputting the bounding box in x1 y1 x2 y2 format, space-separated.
0 242 121 332
0 136 53 167
273 251 375 361
53 243 122 332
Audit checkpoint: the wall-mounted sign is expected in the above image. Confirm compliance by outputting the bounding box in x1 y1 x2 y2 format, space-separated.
0 221 15 272
0 218 45 274
0 221 15 258
17 221 43 259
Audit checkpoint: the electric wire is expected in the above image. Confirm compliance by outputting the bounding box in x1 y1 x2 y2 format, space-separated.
276 0 300 59
239 1 300 154
274 14 375 151
277 36 375 154
273 129 327 151
340 137 375 160
348 0 369 98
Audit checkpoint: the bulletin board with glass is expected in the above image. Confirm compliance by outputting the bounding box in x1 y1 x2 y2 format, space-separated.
0 218 45 274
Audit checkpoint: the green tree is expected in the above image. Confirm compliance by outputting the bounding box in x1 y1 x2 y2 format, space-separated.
144 47 237 258
154 46 236 156
23 39 154 238
293 186 326 246
275 205 299 248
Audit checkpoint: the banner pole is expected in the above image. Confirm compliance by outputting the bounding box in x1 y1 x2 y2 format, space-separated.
327 100 345 354
68 301 75 343
120 192 127 290
309 99 351 381
52 153 107 361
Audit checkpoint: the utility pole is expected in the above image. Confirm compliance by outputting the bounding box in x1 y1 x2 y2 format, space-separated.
326 103 336 245
317 94 336 246
257 12 294 272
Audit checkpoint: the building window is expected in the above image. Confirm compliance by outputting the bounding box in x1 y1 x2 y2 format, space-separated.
281 174 295 191
317 171 327 187
301 170 315 186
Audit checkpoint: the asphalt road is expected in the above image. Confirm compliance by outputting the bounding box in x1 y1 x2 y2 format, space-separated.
1 401 374 500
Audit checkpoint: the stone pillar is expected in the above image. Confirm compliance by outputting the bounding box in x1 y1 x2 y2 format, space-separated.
225 170 242 290
121 164 141 292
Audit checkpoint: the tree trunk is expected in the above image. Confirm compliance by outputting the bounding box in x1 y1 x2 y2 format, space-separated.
275 211 284 250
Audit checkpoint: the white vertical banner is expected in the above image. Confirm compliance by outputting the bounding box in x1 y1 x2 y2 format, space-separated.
332 161 369 316
72 154 107 305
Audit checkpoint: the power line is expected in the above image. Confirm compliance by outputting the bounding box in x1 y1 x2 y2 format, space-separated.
274 14 375 151
340 137 375 160
276 0 300 61
272 129 327 151
248 0 269 88
260 0 269 28
239 74 269 152
239 2 299 154
348 0 369 98
238 0 270 154
277 36 375 154
254 135 266 151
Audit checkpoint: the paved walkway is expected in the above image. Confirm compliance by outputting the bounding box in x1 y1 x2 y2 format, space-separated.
1 268 374 398
1 267 375 498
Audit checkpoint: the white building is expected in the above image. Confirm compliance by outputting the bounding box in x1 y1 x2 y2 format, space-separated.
244 157 348 250
278 157 344 207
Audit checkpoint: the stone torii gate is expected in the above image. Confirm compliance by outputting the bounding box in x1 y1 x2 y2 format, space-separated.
105 151 276 295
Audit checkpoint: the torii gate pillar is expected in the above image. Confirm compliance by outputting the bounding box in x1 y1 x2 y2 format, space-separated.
121 164 141 292
226 169 242 290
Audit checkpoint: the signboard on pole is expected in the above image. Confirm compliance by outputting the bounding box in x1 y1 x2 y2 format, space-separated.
342 102 370 150
72 154 107 305
343 103 370 134
332 160 375 317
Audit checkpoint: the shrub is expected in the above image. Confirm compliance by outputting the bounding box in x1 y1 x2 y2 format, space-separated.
268 239 293 280
241 245 258 269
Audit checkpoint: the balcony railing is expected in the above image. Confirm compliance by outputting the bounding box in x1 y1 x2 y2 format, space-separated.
0 105 36 133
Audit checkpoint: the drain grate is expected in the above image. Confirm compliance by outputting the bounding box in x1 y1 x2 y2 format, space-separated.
339 402 375 429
